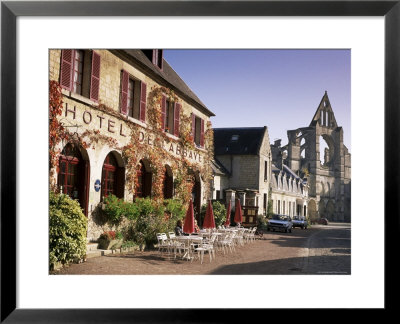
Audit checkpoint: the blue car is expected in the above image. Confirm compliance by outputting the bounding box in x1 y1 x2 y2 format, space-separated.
292 216 308 229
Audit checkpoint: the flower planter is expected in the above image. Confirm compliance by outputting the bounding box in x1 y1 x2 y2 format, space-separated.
98 238 123 250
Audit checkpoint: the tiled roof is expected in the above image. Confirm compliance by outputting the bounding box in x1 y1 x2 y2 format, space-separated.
211 158 229 176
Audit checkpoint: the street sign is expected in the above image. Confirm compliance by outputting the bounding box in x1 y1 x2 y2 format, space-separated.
94 179 101 192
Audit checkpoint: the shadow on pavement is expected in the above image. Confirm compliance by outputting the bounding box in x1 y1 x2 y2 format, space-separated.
209 255 351 275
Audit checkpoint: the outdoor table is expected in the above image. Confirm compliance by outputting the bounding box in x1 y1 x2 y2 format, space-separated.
174 235 203 260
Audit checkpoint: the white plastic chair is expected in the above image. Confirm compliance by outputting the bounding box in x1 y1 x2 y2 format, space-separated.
168 232 185 258
194 233 217 264
249 227 257 242
244 227 252 243
219 232 236 254
156 233 170 254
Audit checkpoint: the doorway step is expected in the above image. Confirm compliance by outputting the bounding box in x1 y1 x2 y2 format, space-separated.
85 242 113 259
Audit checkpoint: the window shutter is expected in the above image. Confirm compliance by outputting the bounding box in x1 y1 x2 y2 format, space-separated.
120 70 129 115
161 94 167 130
140 81 147 122
174 102 181 137
90 51 101 102
60 49 73 91
200 118 205 147
191 113 195 142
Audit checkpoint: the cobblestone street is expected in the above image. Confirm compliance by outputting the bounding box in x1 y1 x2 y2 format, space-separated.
54 223 350 275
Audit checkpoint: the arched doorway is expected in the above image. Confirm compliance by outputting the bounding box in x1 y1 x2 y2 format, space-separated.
58 143 90 216
136 159 152 198
326 199 335 221
163 165 173 199
101 151 125 200
318 199 326 218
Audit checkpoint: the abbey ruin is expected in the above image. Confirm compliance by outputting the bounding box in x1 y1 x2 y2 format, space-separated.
271 92 351 222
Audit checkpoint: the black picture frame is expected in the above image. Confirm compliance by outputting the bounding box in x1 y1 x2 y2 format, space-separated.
1 0 398 322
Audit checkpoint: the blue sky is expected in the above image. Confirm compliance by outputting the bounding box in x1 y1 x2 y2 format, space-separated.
164 49 351 152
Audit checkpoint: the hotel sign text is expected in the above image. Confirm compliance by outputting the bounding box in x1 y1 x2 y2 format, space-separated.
64 104 203 163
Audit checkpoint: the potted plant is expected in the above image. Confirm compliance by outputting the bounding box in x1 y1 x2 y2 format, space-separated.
97 231 123 250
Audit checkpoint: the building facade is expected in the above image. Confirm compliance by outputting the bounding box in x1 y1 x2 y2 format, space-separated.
269 163 309 218
49 49 215 240
212 127 272 226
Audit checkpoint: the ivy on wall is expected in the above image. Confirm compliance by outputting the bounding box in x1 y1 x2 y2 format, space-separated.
49 81 214 207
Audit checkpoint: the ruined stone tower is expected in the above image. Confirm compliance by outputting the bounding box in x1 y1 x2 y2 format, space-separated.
282 91 351 222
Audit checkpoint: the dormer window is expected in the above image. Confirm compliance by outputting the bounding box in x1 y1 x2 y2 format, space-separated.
142 49 163 70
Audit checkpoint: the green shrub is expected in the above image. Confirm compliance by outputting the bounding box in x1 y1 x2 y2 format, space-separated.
103 195 125 226
49 191 88 270
165 198 186 223
130 198 163 247
200 201 227 228
101 197 187 249
127 198 186 248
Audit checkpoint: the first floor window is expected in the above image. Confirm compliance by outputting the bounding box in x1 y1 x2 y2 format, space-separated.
162 96 181 137
60 49 100 101
192 114 204 147
127 79 135 118
72 50 84 95
120 70 146 122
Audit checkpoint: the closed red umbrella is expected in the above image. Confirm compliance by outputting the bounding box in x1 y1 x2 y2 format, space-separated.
224 200 231 227
203 200 216 229
183 199 195 234
234 199 243 224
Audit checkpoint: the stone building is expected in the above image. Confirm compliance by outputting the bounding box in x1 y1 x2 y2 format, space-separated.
49 49 215 240
210 159 230 201
212 127 272 226
275 91 351 222
269 160 309 218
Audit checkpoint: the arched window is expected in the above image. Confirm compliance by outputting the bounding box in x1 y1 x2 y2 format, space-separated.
58 143 90 215
163 165 173 199
101 152 125 200
136 160 152 198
